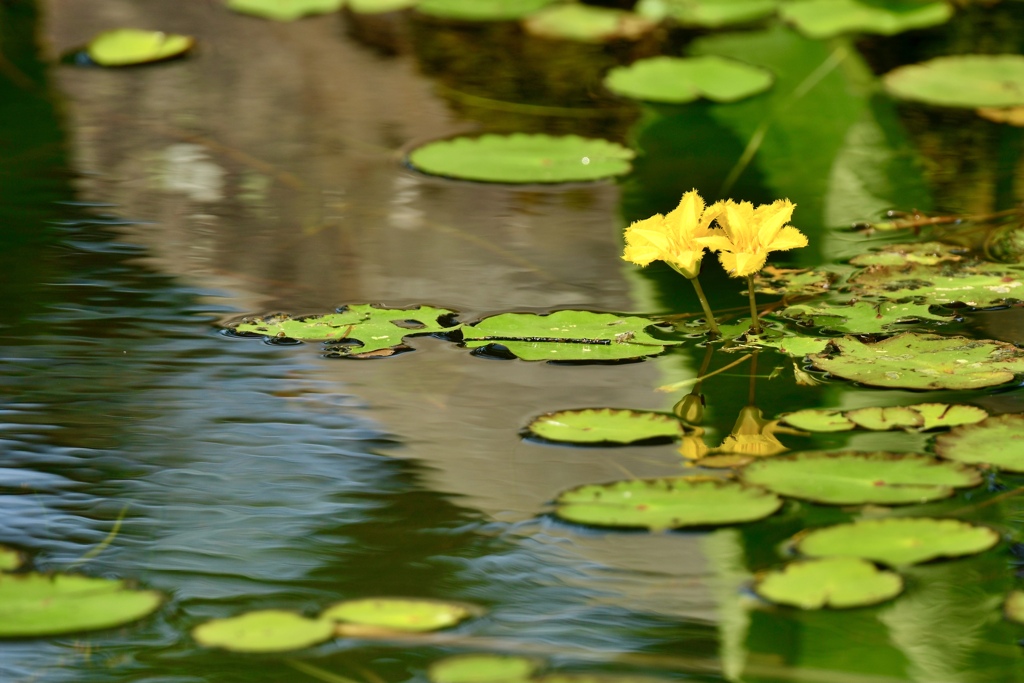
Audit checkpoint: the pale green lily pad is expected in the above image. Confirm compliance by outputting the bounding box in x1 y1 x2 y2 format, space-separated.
429 654 540 683
780 409 855 432
635 0 777 27
193 609 334 653
232 304 459 357
741 451 980 505
462 310 679 362
933 414 1024 472
809 333 1024 390
1005 591 1024 624
523 5 655 43
796 517 999 566
770 335 832 358
604 56 774 104
86 29 195 67
322 598 477 632
526 408 685 444
913 403 988 430
884 55 1024 108
349 0 418 12
0 546 24 572
846 406 924 431
780 0 952 39
751 266 835 296
0 573 163 637
781 300 953 335
417 0 560 21
228 0 344 21
847 259 1024 309
755 557 903 609
555 477 782 531
848 242 965 267
408 134 634 184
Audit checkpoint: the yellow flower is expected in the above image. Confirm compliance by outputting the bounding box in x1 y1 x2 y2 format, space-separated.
702 198 808 277
622 190 725 279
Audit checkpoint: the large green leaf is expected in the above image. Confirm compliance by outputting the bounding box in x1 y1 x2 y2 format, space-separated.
755 557 903 609
809 333 1024 390
228 0 344 21
192 610 334 652
554 477 782 531
796 517 999 566
603 56 773 104
635 0 778 27
86 29 195 67
522 5 655 43
428 654 540 683
884 55 1024 108
416 0 561 21
323 598 477 632
780 300 953 334
0 573 163 637
780 0 952 39
933 414 1024 472
526 408 686 444
741 451 980 505
407 134 634 183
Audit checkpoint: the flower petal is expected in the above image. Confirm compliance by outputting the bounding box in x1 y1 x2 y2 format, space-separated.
766 225 808 252
754 199 795 245
699 234 735 253
731 250 768 277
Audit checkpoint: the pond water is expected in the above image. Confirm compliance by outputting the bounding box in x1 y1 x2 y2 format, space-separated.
3 1 1024 682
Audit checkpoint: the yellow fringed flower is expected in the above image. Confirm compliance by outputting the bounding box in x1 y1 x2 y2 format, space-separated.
702 198 808 277
622 190 725 279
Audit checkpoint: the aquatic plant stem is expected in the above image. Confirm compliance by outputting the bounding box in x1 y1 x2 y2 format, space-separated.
747 275 762 335
688 276 721 337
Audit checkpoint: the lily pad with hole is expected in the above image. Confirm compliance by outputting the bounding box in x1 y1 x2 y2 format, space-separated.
809 333 1024 390
0 546 24 572
416 0 561 21
322 598 477 632
522 5 656 43
635 0 778 27
428 654 541 683
796 517 999 566
755 557 903 609
1005 591 1024 624
884 55 1024 108
228 0 344 20
741 451 980 505
555 477 782 531
526 408 686 444
192 609 334 652
779 409 855 432
933 414 1024 472
85 29 195 66
780 0 952 39
846 406 924 431
781 300 953 335
0 573 163 637
604 56 774 104
408 134 634 183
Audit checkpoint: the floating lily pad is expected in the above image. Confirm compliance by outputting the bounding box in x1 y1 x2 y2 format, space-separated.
1005 591 1024 624
846 406 924 431
755 557 903 609
796 517 999 566
0 573 163 637
913 403 988 430
770 335 832 358
780 0 952 39
978 106 1024 127
781 300 953 335
85 29 195 67
741 451 980 505
848 242 965 267
604 56 774 104
0 546 24 572
809 333 1024 390
847 259 1024 309
884 55 1024 108
408 134 634 184
349 0 418 12
193 609 334 653
232 304 459 357
751 266 835 296
417 0 561 22
933 414 1024 472
523 5 655 43
554 477 782 531
635 0 777 27
228 0 344 21
429 654 541 683
780 409 855 432
526 409 685 444
322 598 477 632
462 310 679 362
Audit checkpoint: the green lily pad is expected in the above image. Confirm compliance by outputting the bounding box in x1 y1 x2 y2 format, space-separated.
751 266 835 296
0 573 163 637
884 55 1024 108
429 654 540 683
349 0 418 12
770 335 832 358
417 0 560 21
1005 591 1024 624
780 409 855 432
796 517 999 566
85 29 195 67
526 408 686 444
0 546 24 572
193 609 334 653
780 0 952 39
847 259 1024 309
755 557 903 609
522 5 655 43
228 0 344 20
933 414 1024 472
809 333 1024 390
848 242 965 267
912 403 988 430
322 598 477 632
604 56 774 104
635 0 778 27
232 304 459 357
462 310 679 362
407 134 634 184
741 451 980 505
781 300 953 335
554 477 782 531
846 406 924 431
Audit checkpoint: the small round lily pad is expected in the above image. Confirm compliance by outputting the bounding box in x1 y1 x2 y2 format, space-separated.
428 654 541 683
603 56 773 104
228 0 344 21
884 55 1024 108
846 406 924 431
0 545 24 572
86 29 195 67
322 598 477 632
796 517 999 566
755 557 903 609
417 0 559 21
555 476 782 531
526 409 685 444
192 609 334 653
780 409 855 432
522 5 655 43
933 414 1024 472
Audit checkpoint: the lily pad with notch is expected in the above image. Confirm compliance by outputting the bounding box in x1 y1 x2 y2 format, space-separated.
780 0 952 39
192 609 334 653
933 414 1024 472
603 56 774 104
526 408 686 445
322 597 479 634
428 654 541 683
82 29 195 67
228 0 344 21
884 55 1024 109
845 406 924 431
754 557 903 609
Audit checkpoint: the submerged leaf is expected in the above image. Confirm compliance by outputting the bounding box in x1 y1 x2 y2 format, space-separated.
755 557 903 609
780 0 952 39
526 409 685 444
86 29 194 66
193 610 334 652
322 598 477 632
428 654 540 683
604 56 773 104
884 55 1024 108
933 414 1024 472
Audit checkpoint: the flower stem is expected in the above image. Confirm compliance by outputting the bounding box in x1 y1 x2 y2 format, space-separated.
747 275 762 335
687 276 721 337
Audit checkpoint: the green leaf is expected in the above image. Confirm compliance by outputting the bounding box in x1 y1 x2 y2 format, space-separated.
780 0 952 39
322 598 477 632
428 654 540 683
755 557 903 609
0 573 163 637
770 335 832 358
192 609 334 652
933 414 1024 472
554 477 782 531
407 134 634 183
809 333 1024 390
780 409 856 432
0 546 24 572
884 55 1024 108
847 259 1024 309
912 403 987 431
349 0 418 12
604 56 773 104
741 451 980 505
416 0 561 21
522 5 655 43
86 29 195 67
780 300 953 334
635 0 778 27
845 406 924 431
847 242 966 267
796 517 999 566
526 408 685 444
228 0 344 21
1005 591 1024 625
